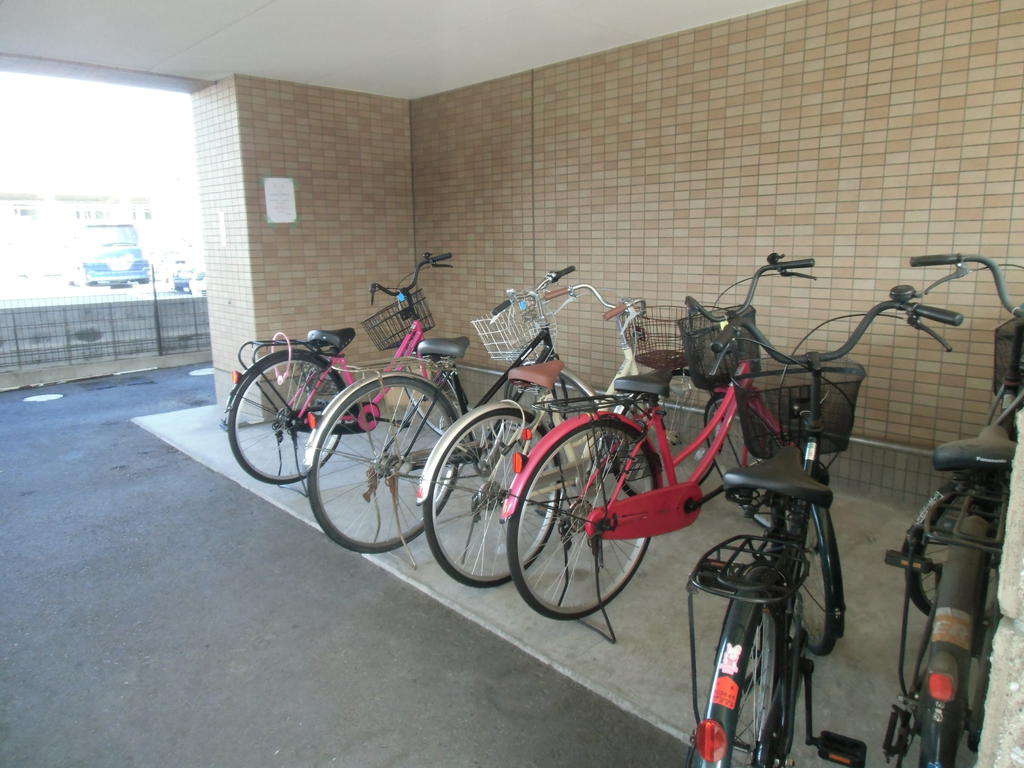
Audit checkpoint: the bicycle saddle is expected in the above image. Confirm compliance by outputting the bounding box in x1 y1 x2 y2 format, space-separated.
307 327 356 352
417 336 470 359
723 446 833 508
613 368 673 396
507 360 565 390
932 424 1016 471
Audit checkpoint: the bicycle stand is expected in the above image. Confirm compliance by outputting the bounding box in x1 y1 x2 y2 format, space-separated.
801 657 868 767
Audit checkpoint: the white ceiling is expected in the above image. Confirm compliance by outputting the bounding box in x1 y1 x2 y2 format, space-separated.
0 0 787 98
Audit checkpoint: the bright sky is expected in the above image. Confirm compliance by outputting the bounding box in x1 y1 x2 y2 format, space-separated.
0 72 196 195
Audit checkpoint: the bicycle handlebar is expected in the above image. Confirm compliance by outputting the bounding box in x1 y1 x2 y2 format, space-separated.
369 251 452 304
686 253 816 323
911 253 1022 317
714 288 963 372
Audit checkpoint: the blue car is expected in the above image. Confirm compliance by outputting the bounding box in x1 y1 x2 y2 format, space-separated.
70 224 151 286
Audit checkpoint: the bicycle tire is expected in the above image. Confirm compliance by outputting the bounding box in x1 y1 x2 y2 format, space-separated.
693 593 787 767
801 504 843 656
227 348 345 485
916 515 990 767
506 416 656 620
422 403 546 587
306 373 458 553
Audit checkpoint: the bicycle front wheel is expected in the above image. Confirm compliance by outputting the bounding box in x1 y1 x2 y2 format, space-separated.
306 373 458 553
506 417 656 620
227 349 345 484
422 404 542 587
693 597 786 767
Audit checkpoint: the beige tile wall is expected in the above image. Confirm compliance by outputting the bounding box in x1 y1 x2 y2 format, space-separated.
193 75 416 401
413 0 1024 449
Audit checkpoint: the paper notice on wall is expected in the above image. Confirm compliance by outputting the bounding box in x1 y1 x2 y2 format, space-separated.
264 177 297 224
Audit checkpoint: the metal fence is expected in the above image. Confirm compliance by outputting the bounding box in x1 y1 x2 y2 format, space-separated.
0 278 210 373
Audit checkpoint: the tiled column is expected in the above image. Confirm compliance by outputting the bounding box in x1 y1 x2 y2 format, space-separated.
192 75 415 404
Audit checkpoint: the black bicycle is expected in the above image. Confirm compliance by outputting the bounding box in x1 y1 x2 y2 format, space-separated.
686 284 962 768
883 254 1018 767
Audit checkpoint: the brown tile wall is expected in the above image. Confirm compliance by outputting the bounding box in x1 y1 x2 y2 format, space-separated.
412 0 1024 450
193 75 415 401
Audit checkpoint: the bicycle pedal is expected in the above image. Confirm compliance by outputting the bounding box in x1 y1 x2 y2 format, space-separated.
810 731 866 767
884 548 934 573
882 705 911 761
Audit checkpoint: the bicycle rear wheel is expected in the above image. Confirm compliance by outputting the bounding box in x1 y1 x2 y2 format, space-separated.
693 597 786 767
227 349 344 484
506 417 656 620
306 373 458 553
422 403 543 587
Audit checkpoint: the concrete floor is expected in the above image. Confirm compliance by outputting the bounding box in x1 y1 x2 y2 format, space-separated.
1 365 683 767
130 375 925 766
2 363 936 767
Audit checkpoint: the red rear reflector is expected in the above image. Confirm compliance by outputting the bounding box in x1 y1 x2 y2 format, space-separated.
232 370 240 384
521 428 533 441
695 719 728 762
513 452 526 473
928 672 956 702
307 413 318 430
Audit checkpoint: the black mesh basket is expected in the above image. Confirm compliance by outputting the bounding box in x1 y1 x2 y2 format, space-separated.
361 289 435 350
732 358 865 460
680 306 758 391
993 318 1024 394
629 306 688 370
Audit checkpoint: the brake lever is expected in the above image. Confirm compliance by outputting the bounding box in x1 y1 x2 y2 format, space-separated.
780 270 816 280
920 263 970 296
909 316 953 352
369 283 379 305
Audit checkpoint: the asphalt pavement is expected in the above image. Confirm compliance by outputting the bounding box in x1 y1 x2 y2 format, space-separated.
0 364 685 767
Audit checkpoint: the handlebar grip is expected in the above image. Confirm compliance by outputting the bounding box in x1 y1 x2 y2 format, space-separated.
685 295 719 322
544 287 570 300
429 252 452 263
492 299 511 316
914 304 964 326
550 266 576 282
603 303 627 321
910 254 962 267
780 258 814 270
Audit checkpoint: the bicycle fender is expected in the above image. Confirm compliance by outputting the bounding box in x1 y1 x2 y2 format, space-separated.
416 400 530 505
500 411 650 521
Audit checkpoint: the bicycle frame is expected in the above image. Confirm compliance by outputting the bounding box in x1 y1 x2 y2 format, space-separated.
499 364 760 537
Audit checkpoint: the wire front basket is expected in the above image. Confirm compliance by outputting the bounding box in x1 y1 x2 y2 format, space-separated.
628 306 688 370
680 306 757 391
361 289 435 351
732 358 865 460
471 295 550 360
993 318 1024 394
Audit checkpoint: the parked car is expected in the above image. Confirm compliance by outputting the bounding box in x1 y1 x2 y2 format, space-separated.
69 224 150 286
172 258 204 293
188 269 207 296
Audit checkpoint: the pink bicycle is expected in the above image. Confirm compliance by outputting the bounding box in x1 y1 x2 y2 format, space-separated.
498 255 814 626
224 252 454 484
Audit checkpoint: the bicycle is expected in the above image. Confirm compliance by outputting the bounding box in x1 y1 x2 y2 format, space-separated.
497 254 817 628
301 266 589 555
686 283 962 768
223 251 454 485
882 254 1019 768
416 281 704 588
